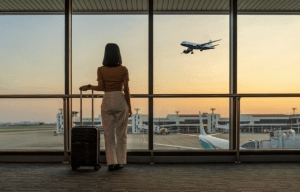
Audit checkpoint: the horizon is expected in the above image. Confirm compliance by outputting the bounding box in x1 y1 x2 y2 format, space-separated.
1 111 299 124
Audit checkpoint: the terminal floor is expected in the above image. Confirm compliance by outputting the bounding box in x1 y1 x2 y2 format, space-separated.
1 162 300 191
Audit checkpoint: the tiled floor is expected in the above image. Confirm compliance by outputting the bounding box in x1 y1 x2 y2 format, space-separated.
1 162 300 192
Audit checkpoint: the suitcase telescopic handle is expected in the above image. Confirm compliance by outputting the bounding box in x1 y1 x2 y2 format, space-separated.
80 89 94 127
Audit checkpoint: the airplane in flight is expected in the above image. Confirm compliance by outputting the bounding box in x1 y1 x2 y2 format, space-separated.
180 39 221 54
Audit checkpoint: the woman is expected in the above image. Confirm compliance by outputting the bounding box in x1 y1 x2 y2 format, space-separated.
80 43 132 171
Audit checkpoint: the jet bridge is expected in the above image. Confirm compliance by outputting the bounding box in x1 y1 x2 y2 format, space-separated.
254 129 300 149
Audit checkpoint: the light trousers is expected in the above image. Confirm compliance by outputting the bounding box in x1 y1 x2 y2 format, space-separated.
101 91 129 165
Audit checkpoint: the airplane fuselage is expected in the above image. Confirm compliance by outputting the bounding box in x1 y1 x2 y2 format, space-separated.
199 135 246 149
199 135 229 149
181 41 215 51
180 39 221 54
198 111 246 149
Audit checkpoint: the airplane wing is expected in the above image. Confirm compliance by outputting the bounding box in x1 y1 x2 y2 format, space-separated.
200 39 222 46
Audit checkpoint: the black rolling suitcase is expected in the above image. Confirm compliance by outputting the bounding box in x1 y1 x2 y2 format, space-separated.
71 89 101 171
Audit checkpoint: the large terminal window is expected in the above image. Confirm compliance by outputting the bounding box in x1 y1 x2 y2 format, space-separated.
72 8 148 150
0 15 64 95
238 15 300 94
237 0 300 150
153 12 230 150
154 15 229 94
0 13 65 151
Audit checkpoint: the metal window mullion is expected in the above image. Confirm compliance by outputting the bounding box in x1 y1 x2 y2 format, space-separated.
64 0 72 164
149 0 154 164
236 97 241 163
63 98 68 163
68 0 73 159
229 0 238 159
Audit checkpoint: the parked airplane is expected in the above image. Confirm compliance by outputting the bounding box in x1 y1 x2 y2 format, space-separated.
181 39 221 54
198 111 246 149
142 110 249 150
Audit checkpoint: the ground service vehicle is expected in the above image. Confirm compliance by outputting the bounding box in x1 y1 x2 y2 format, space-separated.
155 128 170 135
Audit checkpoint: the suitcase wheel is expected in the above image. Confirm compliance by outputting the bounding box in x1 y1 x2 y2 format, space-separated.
72 165 77 171
94 164 101 171
71 165 80 171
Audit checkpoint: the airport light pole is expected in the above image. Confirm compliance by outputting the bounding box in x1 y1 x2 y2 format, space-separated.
210 108 216 114
292 108 297 115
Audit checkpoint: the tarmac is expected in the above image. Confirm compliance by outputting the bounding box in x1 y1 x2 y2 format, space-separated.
1 129 298 150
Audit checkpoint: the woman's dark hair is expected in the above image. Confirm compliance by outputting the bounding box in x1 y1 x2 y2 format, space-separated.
102 43 122 67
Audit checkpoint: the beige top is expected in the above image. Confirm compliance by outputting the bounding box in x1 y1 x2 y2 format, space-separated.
97 65 129 92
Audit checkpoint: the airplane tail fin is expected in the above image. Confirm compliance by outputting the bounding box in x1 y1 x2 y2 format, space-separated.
199 111 207 136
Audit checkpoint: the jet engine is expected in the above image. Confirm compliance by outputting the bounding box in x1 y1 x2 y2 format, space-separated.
183 49 190 54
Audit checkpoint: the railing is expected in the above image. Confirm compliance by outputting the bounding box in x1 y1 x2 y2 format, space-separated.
2 93 300 98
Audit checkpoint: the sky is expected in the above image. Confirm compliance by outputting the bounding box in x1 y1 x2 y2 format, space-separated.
0 14 300 123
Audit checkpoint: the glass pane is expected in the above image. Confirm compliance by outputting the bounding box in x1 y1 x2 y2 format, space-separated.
72 15 148 94
0 15 64 95
240 98 300 149
154 15 229 94
154 98 229 150
72 98 148 150
0 99 63 151
238 14 300 93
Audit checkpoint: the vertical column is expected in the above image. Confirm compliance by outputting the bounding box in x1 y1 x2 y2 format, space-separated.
148 0 154 163
229 0 238 156
63 98 68 163
236 97 240 163
297 118 299 133
64 0 72 163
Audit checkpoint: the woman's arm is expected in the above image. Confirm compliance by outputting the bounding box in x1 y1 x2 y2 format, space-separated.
79 81 104 91
123 80 132 112
80 68 105 91
91 67 105 91
91 80 104 91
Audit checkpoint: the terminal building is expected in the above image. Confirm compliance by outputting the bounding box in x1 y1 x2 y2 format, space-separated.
56 111 300 134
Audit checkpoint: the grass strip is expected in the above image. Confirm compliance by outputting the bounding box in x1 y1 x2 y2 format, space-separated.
0 127 55 129
0 129 54 133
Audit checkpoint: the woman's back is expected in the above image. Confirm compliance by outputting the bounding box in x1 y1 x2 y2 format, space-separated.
98 65 129 92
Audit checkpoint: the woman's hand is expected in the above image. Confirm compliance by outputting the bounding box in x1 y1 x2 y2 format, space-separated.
129 108 132 117
79 85 88 91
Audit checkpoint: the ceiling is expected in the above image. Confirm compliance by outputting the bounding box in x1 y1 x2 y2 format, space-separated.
0 0 299 14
